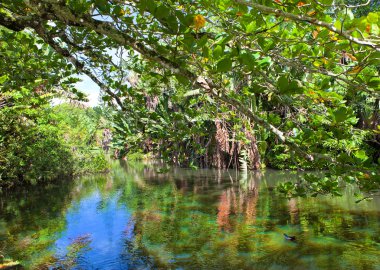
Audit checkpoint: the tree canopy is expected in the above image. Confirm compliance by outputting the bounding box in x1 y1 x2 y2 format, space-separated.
0 0 379 198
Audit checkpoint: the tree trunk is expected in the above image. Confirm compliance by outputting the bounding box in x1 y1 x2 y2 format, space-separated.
244 129 261 170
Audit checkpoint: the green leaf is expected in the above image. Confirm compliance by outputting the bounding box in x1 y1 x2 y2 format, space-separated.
277 75 289 93
213 45 223 59
320 0 333 5
175 74 190 85
367 12 379 24
334 20 342 31
113 5 123 16
332 107 348 123
217 35 232 46
246 21 255 33
250 83 265 93
288 80 304 94
0 75 8 84
94 0 109 13
354 150 368 161
155 5 170 19
368 52 380 65
239 52 259 70
257 141 267 155
203 46 211 57
258 56 272 67
166 14 179 33
371 24 379 35
368 78 380 89
182 33 195 49
139 0 156 13
216 57 232 72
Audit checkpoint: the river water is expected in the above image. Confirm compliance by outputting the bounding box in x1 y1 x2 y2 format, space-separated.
0 161 379 269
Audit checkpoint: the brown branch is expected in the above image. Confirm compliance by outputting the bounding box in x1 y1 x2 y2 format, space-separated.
234 0 380 52
27 2 197 81
33 23 127 111
0 10 30 32
0 98 13 110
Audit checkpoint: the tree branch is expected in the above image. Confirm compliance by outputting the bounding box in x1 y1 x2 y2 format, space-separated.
0 10 30 32
33 23 127 111
234 0 380 52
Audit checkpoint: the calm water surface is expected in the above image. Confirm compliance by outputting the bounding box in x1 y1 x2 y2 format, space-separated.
0 162 379 269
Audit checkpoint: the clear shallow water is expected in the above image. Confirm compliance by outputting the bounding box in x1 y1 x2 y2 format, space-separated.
0 161 379 269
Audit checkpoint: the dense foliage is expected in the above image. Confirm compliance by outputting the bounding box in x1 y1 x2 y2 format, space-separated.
0 101 109 187
50 104 110 175
0 25 111 187
0 0 379 198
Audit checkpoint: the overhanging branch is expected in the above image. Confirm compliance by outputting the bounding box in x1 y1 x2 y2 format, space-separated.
234 0 380 52
0 10 29 32
33 23 127 111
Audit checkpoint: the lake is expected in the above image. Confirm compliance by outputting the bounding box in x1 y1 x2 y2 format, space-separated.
1 161 379 269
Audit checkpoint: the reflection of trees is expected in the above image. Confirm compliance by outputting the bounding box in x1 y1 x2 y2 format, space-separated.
0 181 74 268
217 172 261 231
117 166 268 268
217 191 231 232
3 162 379 269
245 186 259 226
119 164 380 269
288 198 299 225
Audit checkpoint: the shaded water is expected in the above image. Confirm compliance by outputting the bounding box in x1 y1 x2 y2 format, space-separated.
1 162 379 269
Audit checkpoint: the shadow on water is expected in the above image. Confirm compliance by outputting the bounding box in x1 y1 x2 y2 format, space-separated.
1 161 379 269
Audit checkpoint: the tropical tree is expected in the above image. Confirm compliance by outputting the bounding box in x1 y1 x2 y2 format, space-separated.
0 26 79 185
0 0 379 197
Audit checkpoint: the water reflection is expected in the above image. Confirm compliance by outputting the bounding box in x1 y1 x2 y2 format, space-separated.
54 190 133 269
0 161 379 269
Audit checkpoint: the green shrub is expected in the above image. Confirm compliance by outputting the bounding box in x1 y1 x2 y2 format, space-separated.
0 104 110 187
73 149 109 175
0 116 74 186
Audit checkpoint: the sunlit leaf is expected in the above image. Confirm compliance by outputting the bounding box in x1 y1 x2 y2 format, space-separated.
354 150 368 161
347 66 362 74
213 45 223 59
246 21 256 33
0 75 8 84
367 12 379 24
